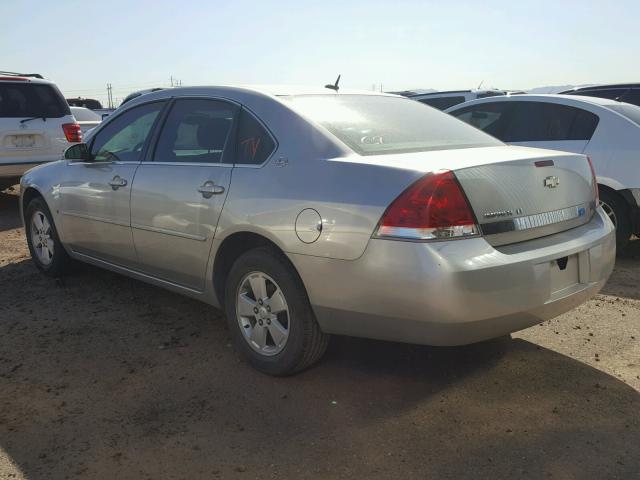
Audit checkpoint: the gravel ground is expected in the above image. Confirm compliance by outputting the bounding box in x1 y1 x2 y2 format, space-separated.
0 189 638 479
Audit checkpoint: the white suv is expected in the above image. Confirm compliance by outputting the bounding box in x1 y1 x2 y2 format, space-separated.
408 89 515 110
0 72 81 190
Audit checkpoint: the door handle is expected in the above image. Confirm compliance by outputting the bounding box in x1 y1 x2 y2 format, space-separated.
108 175 128 190
198 181 225 198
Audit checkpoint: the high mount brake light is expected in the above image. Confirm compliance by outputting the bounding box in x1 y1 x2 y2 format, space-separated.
376 170 479 240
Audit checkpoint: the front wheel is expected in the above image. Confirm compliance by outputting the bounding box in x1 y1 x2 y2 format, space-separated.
224 247 329 375
599 188 631 251
25 197 72 276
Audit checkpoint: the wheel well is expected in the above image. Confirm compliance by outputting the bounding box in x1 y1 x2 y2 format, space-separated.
213 232 294 308
21 187 43 221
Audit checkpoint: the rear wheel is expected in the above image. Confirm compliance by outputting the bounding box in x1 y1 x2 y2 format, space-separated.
224 247 329 375
25 197 72 276
599 188 631 251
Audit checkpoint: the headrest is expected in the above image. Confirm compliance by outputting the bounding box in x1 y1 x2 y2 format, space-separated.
196 117 231 150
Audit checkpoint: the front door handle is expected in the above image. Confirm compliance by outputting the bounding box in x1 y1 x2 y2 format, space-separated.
198 181 225 198
108 175 127 190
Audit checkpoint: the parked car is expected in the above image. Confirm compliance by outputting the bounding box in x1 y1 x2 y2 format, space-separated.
67 97 103 110
120 87 165 106
408 89 511 110
560 83 640 107
70 106 102 135
0 72 81 191
446 94 640 248
20 86 614 375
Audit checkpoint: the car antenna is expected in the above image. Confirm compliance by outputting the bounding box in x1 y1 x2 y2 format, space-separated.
325 74 341 92
477 80 484 89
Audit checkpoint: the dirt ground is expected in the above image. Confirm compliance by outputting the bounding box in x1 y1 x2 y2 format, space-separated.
0 188 638 480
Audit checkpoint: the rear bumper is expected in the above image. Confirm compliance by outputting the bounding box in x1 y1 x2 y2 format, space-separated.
290 208 616 346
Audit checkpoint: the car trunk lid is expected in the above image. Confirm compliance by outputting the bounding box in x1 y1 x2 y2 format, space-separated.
454 151 596 246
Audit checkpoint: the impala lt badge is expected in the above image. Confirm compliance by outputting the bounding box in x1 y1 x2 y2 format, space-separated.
544 176 560 188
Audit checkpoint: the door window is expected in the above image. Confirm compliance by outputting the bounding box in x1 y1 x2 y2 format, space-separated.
154 98 238 163
451 102 510 138
90 102 164 162
503 102 598 142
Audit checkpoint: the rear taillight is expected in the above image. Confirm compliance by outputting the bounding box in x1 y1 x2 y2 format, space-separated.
375 170 479 240
587 156 598 203
62 123 82 143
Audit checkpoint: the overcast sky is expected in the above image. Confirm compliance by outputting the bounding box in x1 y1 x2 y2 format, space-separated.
2 0 638 105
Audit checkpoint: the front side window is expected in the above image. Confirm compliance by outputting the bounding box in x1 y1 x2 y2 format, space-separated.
235 109 276 165
91 102 164 162
284 95 501 156
450 102 510 138
154 98 238 163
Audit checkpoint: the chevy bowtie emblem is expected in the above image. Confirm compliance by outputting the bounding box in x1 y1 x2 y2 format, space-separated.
544 176 560 188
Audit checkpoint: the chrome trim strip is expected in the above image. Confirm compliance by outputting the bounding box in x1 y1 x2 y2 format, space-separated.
481 203 592 236
61 210 129 227
138 161 233 168
131 223 207 241
69 250 204 295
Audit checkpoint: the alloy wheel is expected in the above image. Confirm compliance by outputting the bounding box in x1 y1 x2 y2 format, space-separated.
30 210 54 265
236 271 290 356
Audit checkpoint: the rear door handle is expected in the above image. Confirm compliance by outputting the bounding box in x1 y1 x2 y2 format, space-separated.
198 181 225 198
108 175 127 190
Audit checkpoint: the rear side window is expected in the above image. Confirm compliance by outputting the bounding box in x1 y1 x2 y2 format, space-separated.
235 109 276 165
0 82 70 118
419 96 467 110
503 102 598 142
154 98 238 164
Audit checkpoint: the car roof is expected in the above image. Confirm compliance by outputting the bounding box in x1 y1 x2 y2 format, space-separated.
0 74 55 85
445 93 630 111
123 85 399 108
408 89 504 98
562 83 640 92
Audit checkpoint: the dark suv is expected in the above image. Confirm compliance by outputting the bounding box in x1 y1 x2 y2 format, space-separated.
560 84 640 107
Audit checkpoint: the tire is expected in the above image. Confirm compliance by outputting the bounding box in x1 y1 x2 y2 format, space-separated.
599 188 631 251
25 197 72 277
224 247 330 375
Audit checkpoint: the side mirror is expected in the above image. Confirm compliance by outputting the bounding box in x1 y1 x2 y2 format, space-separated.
64 143 93 162
101 113 110 120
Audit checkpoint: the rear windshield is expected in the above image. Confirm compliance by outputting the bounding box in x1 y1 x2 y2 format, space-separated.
0 82 69 118
71 107 101 122
607 104 640 127
284 95 501 155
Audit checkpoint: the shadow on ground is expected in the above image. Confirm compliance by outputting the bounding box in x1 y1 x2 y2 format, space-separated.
0 190 21 232
0 259 638 479
601 237 640 300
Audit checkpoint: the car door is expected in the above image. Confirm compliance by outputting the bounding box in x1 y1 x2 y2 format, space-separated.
130 97 238 290
59 101 165 266
502 101 598 154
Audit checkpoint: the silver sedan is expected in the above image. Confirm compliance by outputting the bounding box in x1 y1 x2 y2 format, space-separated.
20 86 615 375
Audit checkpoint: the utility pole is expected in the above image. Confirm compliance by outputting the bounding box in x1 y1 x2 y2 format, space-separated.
106 83 113 109
170 76 174 87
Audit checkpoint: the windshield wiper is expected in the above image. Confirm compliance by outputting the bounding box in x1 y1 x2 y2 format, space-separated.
20 116 47 124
